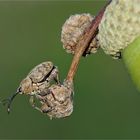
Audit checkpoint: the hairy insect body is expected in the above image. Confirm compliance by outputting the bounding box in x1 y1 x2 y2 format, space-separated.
19 61 61 115
2 61 60 115
28 61 54 83
19 61 59 95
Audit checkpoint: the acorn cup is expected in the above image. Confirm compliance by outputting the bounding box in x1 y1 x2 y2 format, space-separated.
61 13 99 56
97 0 140 90
61 0 140 92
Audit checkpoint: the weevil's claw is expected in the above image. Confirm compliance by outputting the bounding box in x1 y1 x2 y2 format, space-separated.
7 108 11 114
1 98 9 106
0 98 11 113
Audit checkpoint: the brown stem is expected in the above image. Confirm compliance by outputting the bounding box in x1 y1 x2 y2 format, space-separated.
66 0 111 82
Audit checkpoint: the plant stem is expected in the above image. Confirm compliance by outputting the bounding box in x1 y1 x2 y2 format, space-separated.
66 0 111 82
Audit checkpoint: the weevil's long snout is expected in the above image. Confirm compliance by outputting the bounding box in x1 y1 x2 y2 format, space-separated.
1 88 20 114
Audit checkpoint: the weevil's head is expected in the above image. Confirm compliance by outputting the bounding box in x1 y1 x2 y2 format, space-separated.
1 77 34 114
19 77 34 95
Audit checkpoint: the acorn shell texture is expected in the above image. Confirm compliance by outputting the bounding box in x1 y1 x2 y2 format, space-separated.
61 13 99 55
98 0 140 59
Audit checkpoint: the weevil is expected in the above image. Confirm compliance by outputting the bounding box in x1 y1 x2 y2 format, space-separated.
31 80 74 119
1 61 60 113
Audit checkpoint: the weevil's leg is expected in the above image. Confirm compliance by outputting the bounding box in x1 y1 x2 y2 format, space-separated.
37 91 48 97
54 71 61 85
29 96 42 112
42 107 52 113
29 94 53 114
41 103 52 113
111 52 122 59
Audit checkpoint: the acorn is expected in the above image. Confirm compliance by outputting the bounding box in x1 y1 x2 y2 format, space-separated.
98 0 140 59
61 13 99 56
97 0 140 90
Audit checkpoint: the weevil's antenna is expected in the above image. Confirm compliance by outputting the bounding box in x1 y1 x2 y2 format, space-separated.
1 87 21 114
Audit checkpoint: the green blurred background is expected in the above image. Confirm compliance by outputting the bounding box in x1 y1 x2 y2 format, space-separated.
0 0 140 139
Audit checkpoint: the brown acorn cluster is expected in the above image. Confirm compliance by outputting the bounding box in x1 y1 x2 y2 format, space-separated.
1 1 108 119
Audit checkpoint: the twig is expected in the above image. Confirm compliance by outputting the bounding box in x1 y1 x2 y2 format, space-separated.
66 0 111 82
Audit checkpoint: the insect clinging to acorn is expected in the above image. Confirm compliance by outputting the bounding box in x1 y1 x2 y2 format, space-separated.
2 62 60 112
1 0 140 119
1 61 73 119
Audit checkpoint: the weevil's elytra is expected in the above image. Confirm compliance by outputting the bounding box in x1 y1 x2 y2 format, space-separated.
28 61 54 83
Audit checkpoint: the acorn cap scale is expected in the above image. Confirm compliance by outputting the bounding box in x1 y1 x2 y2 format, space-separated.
61 13 99 55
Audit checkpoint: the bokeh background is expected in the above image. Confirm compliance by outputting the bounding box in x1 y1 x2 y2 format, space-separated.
0 0 140 139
